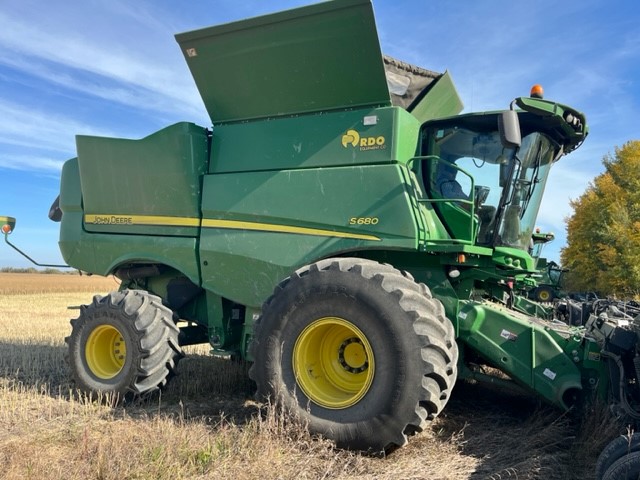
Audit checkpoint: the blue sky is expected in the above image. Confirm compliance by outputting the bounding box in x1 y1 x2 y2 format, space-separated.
1 0 638 268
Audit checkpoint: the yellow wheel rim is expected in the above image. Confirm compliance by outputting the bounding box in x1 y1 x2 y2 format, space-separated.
85 325 127 379
293 317 375 409
539 290 551 302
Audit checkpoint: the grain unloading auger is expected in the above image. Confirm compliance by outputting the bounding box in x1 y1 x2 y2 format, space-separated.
3 0 640 477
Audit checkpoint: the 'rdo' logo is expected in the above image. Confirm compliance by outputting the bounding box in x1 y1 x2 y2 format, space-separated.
341 129 360 147
341 129 386 151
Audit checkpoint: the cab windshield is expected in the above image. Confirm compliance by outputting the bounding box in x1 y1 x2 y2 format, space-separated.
422 117 559 250
548 264 563 285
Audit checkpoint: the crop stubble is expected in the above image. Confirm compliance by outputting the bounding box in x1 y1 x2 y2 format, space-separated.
0 273 617 479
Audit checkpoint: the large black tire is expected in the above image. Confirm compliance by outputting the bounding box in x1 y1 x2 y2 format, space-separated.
596 433 640 480
249 258 458 452
66 289 183 397
602 451 640 480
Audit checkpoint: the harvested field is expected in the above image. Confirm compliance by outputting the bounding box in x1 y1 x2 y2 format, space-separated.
0 273 620 479
0 272 119 294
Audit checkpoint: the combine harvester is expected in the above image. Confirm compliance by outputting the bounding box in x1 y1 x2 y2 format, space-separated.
527 230 566 303
2 1 638 477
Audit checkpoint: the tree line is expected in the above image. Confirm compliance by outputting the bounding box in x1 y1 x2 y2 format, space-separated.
561 140 640 298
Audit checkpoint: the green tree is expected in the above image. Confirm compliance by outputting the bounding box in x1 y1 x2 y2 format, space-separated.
561 140 640 298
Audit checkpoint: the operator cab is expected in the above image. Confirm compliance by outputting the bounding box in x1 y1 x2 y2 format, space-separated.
420 110 562 251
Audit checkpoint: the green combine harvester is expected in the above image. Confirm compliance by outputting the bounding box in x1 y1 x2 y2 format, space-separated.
528 230 566 302
4 1 640 477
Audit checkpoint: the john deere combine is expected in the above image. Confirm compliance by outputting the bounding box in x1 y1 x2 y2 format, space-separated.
527 230 566 302
4 1 640 477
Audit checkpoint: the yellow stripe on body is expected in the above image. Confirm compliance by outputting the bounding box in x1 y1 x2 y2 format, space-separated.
202 218 380 241
84 214 380 242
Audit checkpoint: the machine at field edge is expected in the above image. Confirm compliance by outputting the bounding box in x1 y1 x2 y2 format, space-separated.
526 230 566 302
4 1 640 478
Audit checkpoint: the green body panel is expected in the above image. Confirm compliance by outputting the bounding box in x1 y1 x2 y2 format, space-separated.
77 122 208 237
210 107 420 174
431 199 476 244
62 230 202 287
199 164 433 307
512 294 554 318
58 158 201 285
457 301 582 408
175 0 390 124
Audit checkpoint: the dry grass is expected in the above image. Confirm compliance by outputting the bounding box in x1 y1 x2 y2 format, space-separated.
0 274 622 479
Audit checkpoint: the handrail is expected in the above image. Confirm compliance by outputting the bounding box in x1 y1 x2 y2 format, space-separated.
408 155 478 243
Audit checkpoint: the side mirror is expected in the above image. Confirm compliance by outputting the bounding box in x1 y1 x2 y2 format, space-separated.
499 110 522 148
0 216 16 235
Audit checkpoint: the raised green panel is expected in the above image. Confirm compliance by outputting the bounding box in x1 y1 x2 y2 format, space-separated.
199 164 421 306
393 110 423 162
175 0 389 124
409 71 464 123
211 107 420 173
76 122 208 236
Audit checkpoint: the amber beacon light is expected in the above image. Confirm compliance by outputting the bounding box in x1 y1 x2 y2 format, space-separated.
530 84 544 99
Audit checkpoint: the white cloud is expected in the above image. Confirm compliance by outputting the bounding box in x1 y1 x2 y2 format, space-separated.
0 51 206 122
0 154 65 172
0 7 207 122
0 99 116 157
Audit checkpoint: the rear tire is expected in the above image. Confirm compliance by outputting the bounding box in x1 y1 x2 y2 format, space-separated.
66 289 183 397
249 258 458 452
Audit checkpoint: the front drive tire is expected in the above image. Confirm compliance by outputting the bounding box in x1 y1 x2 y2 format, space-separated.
249 258 458 452
66 289 183 397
